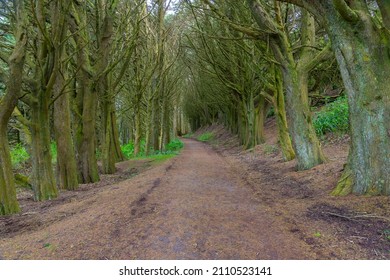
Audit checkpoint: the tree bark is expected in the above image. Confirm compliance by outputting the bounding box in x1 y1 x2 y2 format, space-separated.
0 0 27 214
70 2 100 183
322 2 390 195
52 1 79 190
248 0 326 170
273 68 295 161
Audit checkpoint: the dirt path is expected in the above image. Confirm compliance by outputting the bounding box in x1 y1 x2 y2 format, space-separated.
0 139 316 259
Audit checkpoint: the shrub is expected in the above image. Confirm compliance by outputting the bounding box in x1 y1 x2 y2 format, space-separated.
10 143 30 169
121 142 135 159
313 96 349 136
165 139 184 152
197 132 214 142
121 139 182 160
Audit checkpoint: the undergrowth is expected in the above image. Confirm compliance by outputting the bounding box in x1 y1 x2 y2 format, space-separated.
121 138 184 160
197 132 214 142
313 96 349 136
10 144 29 169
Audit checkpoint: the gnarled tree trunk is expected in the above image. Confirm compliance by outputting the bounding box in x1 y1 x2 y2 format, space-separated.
0 0 27 214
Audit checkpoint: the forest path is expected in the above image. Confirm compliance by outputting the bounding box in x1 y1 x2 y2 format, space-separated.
0 139 315 259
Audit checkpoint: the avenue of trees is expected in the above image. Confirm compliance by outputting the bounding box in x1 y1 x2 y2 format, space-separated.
0 0 187 215
0 0 389 215
181 0 389 196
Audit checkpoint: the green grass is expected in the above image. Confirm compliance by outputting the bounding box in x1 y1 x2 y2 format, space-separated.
313 96 349 136
9 138 183 169
121 138 184 160
197 132 214 142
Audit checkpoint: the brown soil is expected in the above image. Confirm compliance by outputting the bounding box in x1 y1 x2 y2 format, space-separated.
194 119 390 259
0 120 389 259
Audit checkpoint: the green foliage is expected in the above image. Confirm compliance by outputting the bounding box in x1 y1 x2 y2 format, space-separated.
313 231 322 238
266 106 275 118
10 142 58 168
197 132 214 142
165 138 184 152
183 133 194 138
313 96 349 136
121 139 184 160
121 142 135 159
50 142 57 164
149 153 176 162
10 144 30 169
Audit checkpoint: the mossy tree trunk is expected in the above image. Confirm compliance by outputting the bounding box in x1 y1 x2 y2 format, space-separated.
273 68 295 161
52 1 79 190
30 99 58 201
322 1 390 195
0 0 27 214
70 1 100 183
248 0 328 170
28 0 71 201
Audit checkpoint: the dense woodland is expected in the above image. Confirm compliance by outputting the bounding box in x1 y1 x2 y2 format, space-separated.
0 0 389 216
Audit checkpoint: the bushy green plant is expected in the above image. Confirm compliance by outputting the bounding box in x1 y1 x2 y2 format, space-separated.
197 132 214 142
10 143 30 168
121 142 135 159
313 96 349 136
165 138 184 152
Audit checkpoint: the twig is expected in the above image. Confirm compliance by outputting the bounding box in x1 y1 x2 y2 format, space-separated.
323 211 390 222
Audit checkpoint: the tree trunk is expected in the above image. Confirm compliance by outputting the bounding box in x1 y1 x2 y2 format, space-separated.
30 100 58 201
0 0 27 214
273 69 295 161
134 105 142 156
255 95 267 145
323 3 390 195
52 1 78 190
54 75 79 190
248 0 325 169
70 3 100 183
281 61 326 170
0 130 20 215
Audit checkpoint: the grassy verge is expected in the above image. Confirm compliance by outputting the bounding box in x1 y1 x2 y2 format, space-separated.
121 138 184 161
197 132 214 142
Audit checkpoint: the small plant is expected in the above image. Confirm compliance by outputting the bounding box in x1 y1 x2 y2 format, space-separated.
10 143 30 169
183 132 193 138
313 231 322 238
313 96 349 136
197 132 214 142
